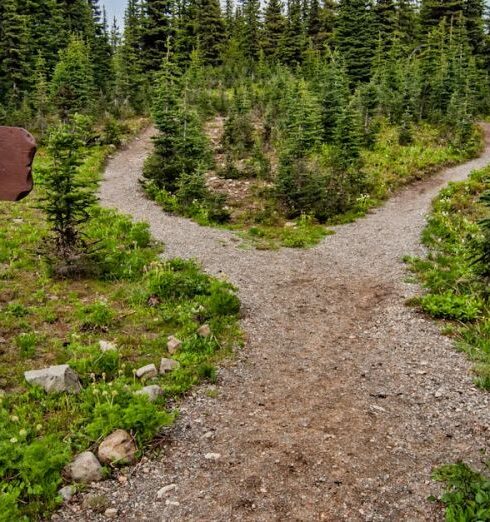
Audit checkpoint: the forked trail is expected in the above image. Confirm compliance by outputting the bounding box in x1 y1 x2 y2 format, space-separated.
63 126 490 521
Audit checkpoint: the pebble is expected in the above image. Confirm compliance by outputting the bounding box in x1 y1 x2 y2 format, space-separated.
104 508 118 518
204 453 221 460
157 484 177 499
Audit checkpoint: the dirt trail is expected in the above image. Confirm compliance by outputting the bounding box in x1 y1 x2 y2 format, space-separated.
61 127 490 521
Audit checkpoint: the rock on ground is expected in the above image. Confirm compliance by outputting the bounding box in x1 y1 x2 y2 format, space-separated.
24 364 82 394
66 451 103 483
135 384 162 402
98 430 137 465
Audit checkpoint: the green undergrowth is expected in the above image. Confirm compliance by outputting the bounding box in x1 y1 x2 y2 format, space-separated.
406 166 490 390
148 115 480 249
406 167 490 520
0 135 241 519
431 463 490 521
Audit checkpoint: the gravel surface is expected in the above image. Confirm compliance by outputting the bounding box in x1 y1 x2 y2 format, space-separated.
57 126 490 521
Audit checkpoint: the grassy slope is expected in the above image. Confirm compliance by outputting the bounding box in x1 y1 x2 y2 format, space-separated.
0 128 241 519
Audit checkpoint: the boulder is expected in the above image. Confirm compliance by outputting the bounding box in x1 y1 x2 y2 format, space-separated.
167 335 182 355
135 385 163 402
24 365 82 394
98 429 137 465
67 451 103 483
99 340 117 352
135 364 157 380
159 358 180 374
197 324 211 338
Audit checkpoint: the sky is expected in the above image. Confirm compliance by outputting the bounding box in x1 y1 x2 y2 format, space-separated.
103 0 127 27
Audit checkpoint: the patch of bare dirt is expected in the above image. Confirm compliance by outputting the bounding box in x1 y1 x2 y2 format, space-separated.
57 124 490 522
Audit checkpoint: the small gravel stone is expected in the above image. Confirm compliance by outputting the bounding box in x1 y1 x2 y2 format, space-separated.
204 453 221 460
156 484 177 499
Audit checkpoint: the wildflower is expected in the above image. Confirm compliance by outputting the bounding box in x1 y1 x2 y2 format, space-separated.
35 424 42 431
19 429 27 437
10 437 17 443
10 415 19 422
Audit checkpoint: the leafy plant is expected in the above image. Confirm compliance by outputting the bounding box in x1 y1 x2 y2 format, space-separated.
432 463 490 521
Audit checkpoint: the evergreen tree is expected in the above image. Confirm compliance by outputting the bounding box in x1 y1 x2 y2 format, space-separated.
0 0 30 107
40 122 97 274
263 0 287 60
396 0 418 48
242 0 262 60
142 0 174 72
50 36 95 118
143 60 210 192
319 52 350 141
32 54 51 132
195 0 226 65
115 0 147 112
282 0 304 65
464 0 485 55
334 0 376 85
374 0 397 51
420 0 464 33
89 1 114 95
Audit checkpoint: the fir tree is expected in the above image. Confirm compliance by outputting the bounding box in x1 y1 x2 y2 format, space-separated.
142 0 174 72
263 0 287 60
195 0 226 66
374 0 397 51
282 0 304 65
50 36 95 118
40 122 97 274
334 0 376 85
115 0 147 112
319 52 350 141
143 60 210 192
464 0 485 55
242 0 262 60
0 0 30 107
89 1 114 95
420 0 464 33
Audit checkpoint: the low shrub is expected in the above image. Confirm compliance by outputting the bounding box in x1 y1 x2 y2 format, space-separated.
432 463 490 521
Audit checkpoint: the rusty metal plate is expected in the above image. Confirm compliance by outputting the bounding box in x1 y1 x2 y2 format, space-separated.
0 126 36 201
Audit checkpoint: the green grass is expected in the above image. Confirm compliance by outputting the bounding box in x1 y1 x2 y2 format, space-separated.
406 166 490 390
0 132 241 519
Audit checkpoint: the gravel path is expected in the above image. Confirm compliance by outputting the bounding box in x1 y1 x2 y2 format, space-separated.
59 126 490 521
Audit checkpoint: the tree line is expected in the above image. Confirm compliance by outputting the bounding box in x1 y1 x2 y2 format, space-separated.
1 0 489 125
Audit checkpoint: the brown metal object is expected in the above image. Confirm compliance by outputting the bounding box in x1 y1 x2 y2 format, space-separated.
0 126 36 201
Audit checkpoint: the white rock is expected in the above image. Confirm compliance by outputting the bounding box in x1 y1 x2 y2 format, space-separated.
67 451 103 483
98 429 137 465
167 335 182 355
99 340 117 352
104 508 118 519
197 324 211 338
204 453 221 460
58 485 75 502
135 385 163 402
135 364 157 380
24 365 82 394
159 358 180 374
157 484 177 499
165 500 180 507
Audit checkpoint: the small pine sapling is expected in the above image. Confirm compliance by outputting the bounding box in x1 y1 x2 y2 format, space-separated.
39 123 97 276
